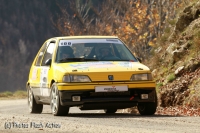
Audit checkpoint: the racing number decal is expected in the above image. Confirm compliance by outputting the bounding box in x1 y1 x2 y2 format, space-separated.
40 67 49 96
59 41 72 46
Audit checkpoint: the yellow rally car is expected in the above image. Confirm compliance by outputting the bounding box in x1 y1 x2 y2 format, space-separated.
26 36 157 116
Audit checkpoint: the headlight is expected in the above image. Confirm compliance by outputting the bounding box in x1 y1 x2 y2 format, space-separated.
62 75 70 82
63 75 91 82
130 73 153 81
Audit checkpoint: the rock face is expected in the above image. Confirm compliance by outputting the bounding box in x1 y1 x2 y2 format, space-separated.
166 43 177 55
185 58 200 72
175 2 200 33
156 2 200 108
175 66 184 76
171 42 191 63
172 49 184 63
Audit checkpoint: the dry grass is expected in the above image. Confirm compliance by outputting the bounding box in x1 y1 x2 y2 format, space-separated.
0 90 27 99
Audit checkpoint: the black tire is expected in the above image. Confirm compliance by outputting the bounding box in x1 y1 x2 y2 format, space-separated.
28 87 43 113
137 102 157 115
137 92 158 115
104 108 117 114
50 83 69 116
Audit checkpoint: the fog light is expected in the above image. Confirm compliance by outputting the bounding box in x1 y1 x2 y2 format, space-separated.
72 96 81 101
141 94 148 99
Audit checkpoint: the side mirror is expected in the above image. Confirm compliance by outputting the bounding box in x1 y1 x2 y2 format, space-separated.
137 57 142 63
45 58 52 66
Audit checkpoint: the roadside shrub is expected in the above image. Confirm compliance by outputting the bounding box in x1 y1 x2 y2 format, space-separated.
156 82 163 93
0 91 13 97
13 90 27 98
0 90 27 99
167 73 176 82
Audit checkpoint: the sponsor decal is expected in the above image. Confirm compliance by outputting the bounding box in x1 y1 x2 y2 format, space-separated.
69 62 115 69
104 86 117 91
59 39 123 46
118 62 133 67
95 86 128 92
68 62 134 70
106 39 119 42
32 68 37 80
68 62 133 70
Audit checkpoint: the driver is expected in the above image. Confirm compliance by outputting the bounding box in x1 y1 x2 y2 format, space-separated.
99 47 113 60
58 46 74 60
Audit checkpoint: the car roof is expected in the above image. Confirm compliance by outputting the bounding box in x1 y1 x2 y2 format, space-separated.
49 35 118 40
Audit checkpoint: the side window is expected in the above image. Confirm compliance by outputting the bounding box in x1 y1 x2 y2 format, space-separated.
35 42 49 66
41 43 55 66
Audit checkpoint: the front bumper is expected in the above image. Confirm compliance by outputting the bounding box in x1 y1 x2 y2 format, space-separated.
57 81 156 109
58 87 156 109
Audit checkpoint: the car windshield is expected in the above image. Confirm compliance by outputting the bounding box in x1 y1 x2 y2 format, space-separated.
56 38 138 63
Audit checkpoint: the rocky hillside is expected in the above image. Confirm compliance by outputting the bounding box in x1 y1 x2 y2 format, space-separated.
147 1 200 115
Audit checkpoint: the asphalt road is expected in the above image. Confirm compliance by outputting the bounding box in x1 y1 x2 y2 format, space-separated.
0 99 200 133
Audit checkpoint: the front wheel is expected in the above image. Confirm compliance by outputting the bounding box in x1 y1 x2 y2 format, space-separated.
137 102 157 115
28 87 43 113
50 83 69 116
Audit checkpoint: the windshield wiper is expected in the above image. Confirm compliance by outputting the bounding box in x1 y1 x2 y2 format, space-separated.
59 58 98 63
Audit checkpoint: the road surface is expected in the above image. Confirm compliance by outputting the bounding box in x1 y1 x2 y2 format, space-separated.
0 99 199 133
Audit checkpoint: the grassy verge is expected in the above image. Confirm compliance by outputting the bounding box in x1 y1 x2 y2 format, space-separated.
0 90 27 99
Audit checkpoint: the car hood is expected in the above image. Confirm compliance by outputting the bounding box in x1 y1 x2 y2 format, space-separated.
55 61 151 81
57 61 150 72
